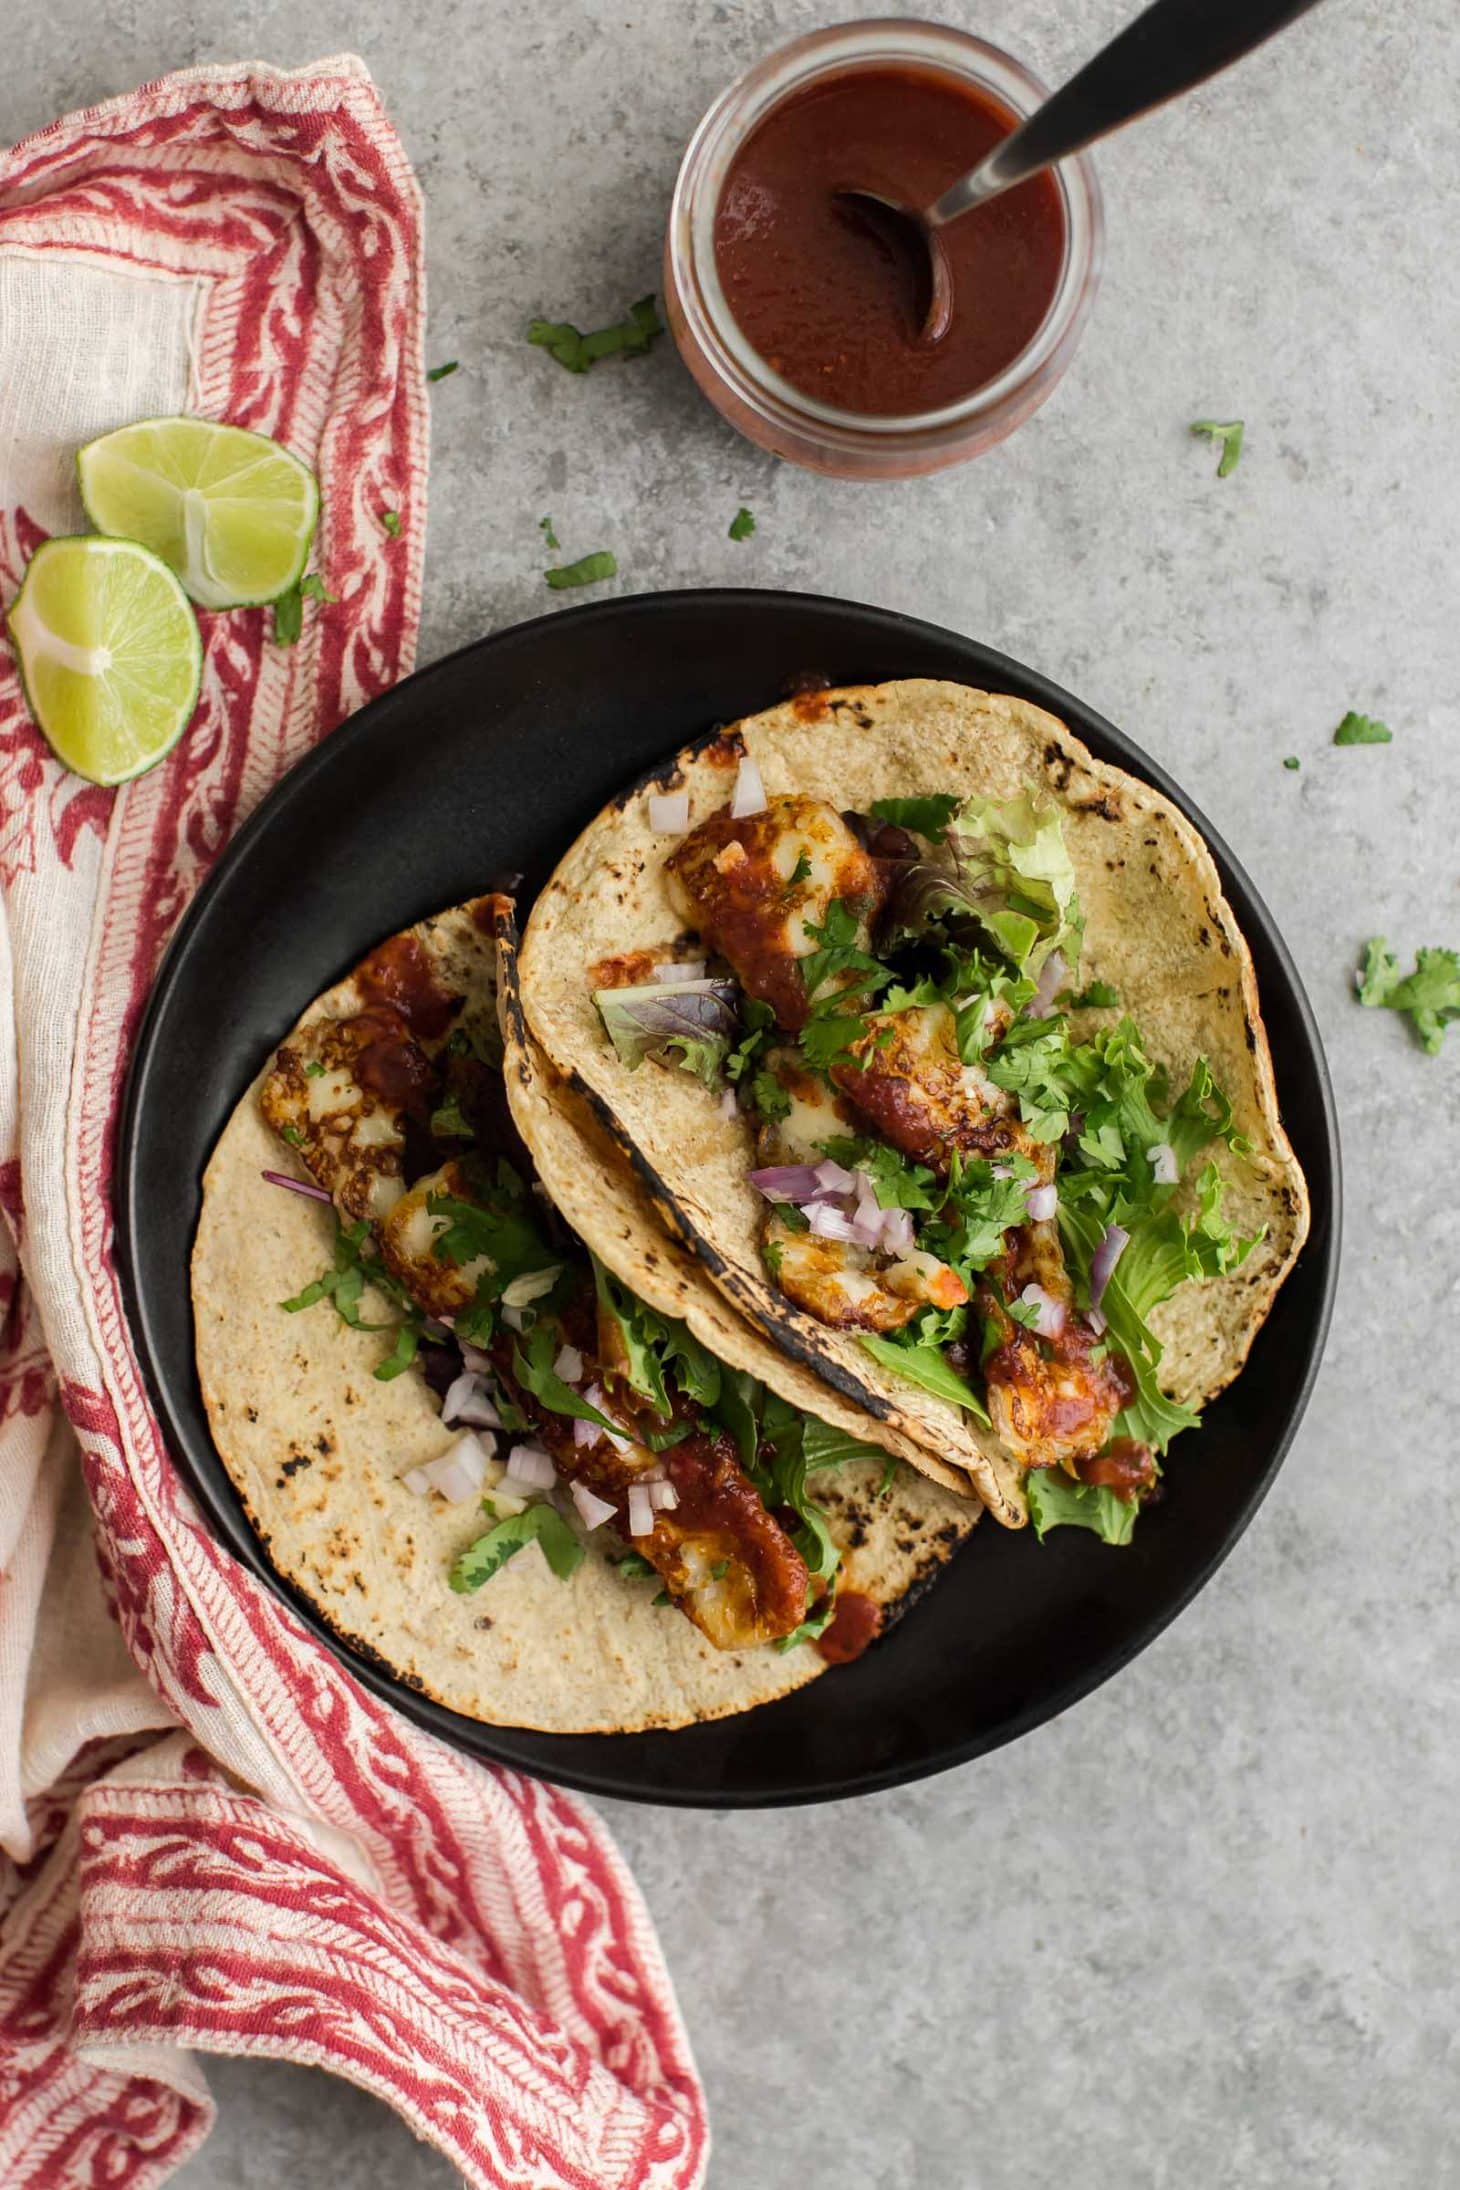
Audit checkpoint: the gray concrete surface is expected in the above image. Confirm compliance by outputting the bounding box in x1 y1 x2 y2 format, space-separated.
6 2 1456 2183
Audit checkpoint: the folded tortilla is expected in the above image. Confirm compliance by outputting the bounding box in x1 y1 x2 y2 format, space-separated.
517 681 1311 1525
192 900 977 1733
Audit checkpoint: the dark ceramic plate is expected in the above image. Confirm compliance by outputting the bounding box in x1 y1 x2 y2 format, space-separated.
117 590 1339 1808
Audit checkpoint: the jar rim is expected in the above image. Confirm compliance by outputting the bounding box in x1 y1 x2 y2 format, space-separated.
667 18 1104 454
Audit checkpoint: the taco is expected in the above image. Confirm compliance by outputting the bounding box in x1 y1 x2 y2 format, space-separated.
517 680 1310 1539
191 896 976 1734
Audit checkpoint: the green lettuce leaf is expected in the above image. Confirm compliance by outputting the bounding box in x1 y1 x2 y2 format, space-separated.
1026 1471 1138 1545
857 1332 991 1423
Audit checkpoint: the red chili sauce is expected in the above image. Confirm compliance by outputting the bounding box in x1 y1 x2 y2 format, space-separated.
816 1589 883 1665
713 67 1065 418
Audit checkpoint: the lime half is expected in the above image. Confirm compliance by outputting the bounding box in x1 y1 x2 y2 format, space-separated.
6 536 202 785
78 417 319 610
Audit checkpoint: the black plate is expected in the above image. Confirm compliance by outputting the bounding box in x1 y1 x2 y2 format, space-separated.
118 590 1339 1808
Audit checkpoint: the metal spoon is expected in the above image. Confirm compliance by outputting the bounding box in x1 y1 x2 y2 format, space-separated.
837 0 1329 345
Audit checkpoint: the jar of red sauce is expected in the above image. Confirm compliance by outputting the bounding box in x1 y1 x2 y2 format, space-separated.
664 19 1104 479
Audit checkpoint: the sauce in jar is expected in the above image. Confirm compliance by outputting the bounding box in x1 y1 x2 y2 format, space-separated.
713 65 1065 418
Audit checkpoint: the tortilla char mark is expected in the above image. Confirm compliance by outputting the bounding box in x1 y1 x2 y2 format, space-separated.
665 794 883 1031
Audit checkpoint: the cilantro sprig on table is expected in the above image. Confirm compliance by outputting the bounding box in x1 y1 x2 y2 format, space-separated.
528 295 663 373
1357 939 1460 1054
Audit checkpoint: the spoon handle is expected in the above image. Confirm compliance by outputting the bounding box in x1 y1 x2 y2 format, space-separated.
929 0 1330 226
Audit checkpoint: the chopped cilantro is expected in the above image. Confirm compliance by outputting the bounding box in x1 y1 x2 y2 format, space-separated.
303 1060 325 1079
749 1069 792 1123
1356 938 1460 1054
870 794 960 839
545 550 617 591
798 899 890 1011
1283 756 1301 771
1190 418 1244 477
271 570 338 646
652 1588 674 1607
527 294 663 372
614 1552 656 1579
726 996 776 1085
279 1123 304 1147
710 1559 730 1581
426 360 459 382
279 1215 425 1381
450 1504 585 1592
374 1321 420 1381
784 851 813 893
729 506 756 541
1063 980 1120 1009
1333 711 1392 746
539 515 560 551
429 1094 473 1141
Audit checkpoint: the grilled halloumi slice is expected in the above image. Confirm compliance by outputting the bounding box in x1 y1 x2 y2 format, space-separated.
260 1009 428 1224
666 794 884 1030
832 1002 1049 1180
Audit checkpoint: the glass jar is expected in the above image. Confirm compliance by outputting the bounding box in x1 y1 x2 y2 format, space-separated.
664 18 1104 480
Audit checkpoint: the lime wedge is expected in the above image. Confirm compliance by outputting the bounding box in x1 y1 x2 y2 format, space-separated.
78 417 319 610
6 536 202 785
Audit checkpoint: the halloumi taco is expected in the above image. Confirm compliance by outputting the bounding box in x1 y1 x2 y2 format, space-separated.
517 680 1310 1539
191 896 976 1734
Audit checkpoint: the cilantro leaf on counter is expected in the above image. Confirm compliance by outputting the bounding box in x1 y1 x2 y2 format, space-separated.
870 793 960 839
1190 418 1244 477
427 360 459 382
1026 1471 1138 1546
449 1503 585 1592
729 506 756 541
1356 938 1460 1054
545 550 617 591
1333 711 1392 746
1283 757 1301 771
539 515 560 551
527 294 664 373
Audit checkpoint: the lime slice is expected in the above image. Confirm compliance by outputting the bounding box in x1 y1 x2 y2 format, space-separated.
6 536 202 785
77 416 319 610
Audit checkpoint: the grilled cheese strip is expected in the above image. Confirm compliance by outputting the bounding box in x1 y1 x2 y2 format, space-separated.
979 1224 1130 1473
376 1159 499 1319
665 794 883 1030
832 1002 1049 1181
493 1330 812 1651
757 1051 965 1331
261 1009 425 1223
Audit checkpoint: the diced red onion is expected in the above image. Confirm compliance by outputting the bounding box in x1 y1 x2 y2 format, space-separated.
850 1180 886 1249
749 1163 825 1204
1147 1141 1179 1186
627 1483 656 1537
648 791 690 833
653 959 707 984
500 1304 526 1332
1026 949 1069 1019
1089 1224 1129 1312
1026 1183 1058 1222
402 1432 489 1504
261 1168 332 1205
459 1341 492 1374
730 754 767 818
718 1089 738 1121
1019 1283 1067 1339
583 1386 635 1454
807 1202 862 1243
572 1415 597 1449
1087 1306 1108 1338
442 1372 501 1431
571 1481 618 1531
553 1343 583 1384
814 1158 857 1195
503 1442 556 1491
881 1207 916 1258
647 1479 679 1511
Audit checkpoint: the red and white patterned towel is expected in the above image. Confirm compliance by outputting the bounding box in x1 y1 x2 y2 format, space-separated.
0 57 708 2190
